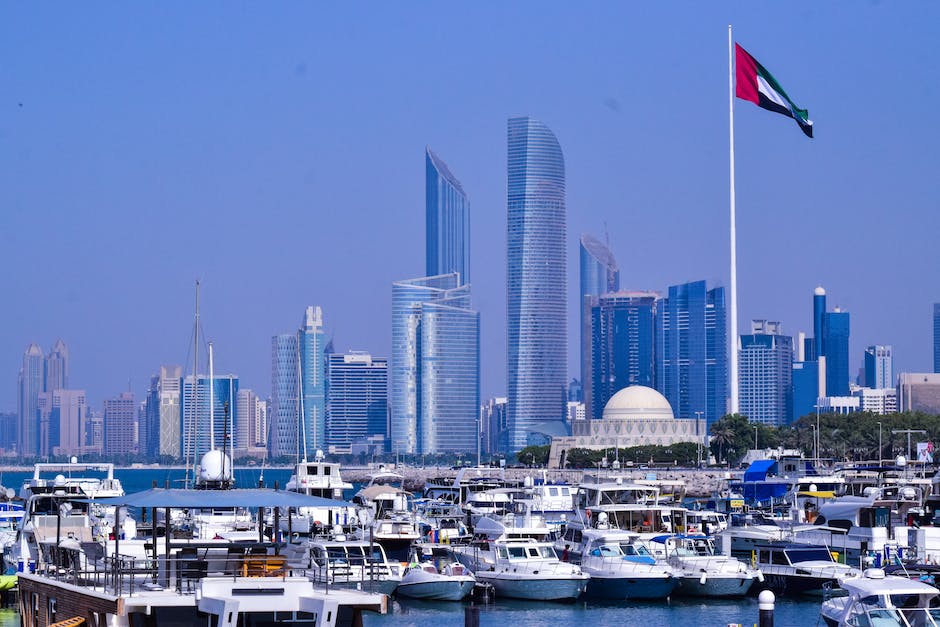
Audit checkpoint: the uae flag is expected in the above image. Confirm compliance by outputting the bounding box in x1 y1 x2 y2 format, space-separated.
735 43 813 138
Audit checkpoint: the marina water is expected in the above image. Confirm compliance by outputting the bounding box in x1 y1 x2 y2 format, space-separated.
0 467 824 626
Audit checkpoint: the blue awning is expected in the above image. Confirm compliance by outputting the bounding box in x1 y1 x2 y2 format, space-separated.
85 488 354 509
743 459 778 483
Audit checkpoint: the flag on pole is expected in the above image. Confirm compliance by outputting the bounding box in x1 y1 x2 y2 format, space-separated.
735 43 813 138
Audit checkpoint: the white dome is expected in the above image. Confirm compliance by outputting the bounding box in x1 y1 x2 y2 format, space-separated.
814 286 826 296
602 386 675 420
199 449 233 483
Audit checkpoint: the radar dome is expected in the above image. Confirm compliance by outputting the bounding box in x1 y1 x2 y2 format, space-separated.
199 449 233 483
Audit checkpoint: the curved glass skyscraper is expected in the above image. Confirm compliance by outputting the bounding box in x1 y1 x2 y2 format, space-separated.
579 234 619 418
426 147 470 285
506 116 567 452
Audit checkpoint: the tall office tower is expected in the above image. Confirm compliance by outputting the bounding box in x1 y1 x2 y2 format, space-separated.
0 413 16 453
17 343 45 457
269 334 299 459
104 392 136 455
299 306 327 455
426 147 470 285
143 365 182 460
44 339 69 392
738 321 793 426
864 345 894 389
391 274 480 454
49 389 88 457
507 116 567 451
326 352 388 453
180 374 238 463
580 234 620 419
823 308 851 396
480 397 508 455
791 360 819 422
235 389 267 456
656 280 728 426
934 304 939 373
86 409 104 454
590 291 657 421
813 287 826 359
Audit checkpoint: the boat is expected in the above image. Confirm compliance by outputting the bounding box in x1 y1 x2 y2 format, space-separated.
820 568 940 627
397 561 475 601
280 451 357 537
751 542 861 596
352 470 420 561
414 499 470 544
575 527 679 600
645 534 761 597
292 537 404 595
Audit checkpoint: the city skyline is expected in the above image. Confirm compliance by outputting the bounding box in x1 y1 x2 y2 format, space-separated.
2 4 938 412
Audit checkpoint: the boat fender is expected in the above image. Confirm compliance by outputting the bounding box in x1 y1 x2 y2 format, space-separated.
756 569 764 583
699 572 707 586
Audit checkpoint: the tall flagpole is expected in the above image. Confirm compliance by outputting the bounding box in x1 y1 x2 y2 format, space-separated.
728 25 739 416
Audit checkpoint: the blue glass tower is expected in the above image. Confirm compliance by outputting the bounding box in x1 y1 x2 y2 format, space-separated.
507 116 567 451
656 280 727 426
326 352 388 452
426 148 470 285
299 306 327 455
823 309 850 397
864 345 893 389
181 373 239 462
270 334 298 458
590 292 656 420
391 274 480 454
792 361 819 423
813 287 826 359
580 234 620 418
738 321 793 427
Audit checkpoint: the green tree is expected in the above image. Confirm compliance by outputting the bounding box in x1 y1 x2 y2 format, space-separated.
516 445 550 467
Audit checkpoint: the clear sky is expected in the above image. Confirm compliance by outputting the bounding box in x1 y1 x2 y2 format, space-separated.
2 2 938 411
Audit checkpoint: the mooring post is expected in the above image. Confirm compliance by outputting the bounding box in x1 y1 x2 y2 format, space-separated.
759 589 775 627
464 606 480 627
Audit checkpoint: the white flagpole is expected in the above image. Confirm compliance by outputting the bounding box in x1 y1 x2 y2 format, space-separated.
728 24 739 416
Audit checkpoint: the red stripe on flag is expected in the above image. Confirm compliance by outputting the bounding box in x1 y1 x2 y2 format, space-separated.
735 43 760 105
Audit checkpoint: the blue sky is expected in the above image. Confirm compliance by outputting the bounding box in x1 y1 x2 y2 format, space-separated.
2 2 938 410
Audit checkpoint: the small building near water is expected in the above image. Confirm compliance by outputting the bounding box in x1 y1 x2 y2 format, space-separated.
547 385 703 468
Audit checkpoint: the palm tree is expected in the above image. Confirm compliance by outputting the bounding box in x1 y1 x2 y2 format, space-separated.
711 423 736 464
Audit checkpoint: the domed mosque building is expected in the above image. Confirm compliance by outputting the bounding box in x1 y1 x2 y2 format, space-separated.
547 385 705 468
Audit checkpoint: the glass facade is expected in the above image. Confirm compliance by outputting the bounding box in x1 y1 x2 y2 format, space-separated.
864 345 893 389
792 360 819 422
823 310 850 397
426 148 470 285
391 274 479 454
326 352 388 452
299 306 327 454
590 292 656 420
180 374 238 463
269 333 298 459
656 280 727 426
580 233 620 418
507 116 567 451
18 344 45 457
738 321 793 426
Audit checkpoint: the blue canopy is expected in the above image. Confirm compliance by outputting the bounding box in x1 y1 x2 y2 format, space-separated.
743 459 778 483
86 487 354 509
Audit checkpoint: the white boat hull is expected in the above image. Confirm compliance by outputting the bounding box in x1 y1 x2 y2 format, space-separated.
475 571 588 601
397 577 475 601
676 573 754 597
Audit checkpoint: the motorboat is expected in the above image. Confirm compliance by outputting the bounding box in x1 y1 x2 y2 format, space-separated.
397 561 475 601
645 534 761 597
414 499 470 544
353 470 420 561
281 451 357 537
292 538 404 595
820 568 940 627
576 527 679 600
752 542 861 596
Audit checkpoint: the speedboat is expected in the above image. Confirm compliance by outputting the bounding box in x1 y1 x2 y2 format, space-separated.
353 470 420 561
753 542 861 596
577 528 679 600
645 534 761 597
397 561 475 601
820 568 940 626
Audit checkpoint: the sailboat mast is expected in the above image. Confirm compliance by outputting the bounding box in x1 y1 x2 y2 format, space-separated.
187 280 201 489
209 342 215 452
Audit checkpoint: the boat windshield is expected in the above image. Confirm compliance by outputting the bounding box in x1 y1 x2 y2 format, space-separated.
620 544 650 557
507 546 528 559
786 547 835 563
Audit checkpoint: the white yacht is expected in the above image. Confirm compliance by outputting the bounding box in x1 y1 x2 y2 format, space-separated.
645 534 761 597
281 451 356 536
291 538 404 595
575 527 679 600
820 568 940 627
754 542 861 596
353 470 419 561
414 499 470 543
397 561 475 601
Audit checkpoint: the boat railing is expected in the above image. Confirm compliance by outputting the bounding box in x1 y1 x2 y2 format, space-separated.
667 554 751 575
847 606 940 627
582 556 670 576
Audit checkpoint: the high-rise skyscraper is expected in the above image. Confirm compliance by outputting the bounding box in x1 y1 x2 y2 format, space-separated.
589 291 656 421
143 365 182 460
656 280 727 426
45 339 69 392
738 320 793 426
812 287 826 359
326 352 388 453
580 234 620 419
269 334 298 459
17 343 45 457
104 392 137 455
235 389 267 456
180 374 238 463
426 147 470 285
299 306 327 455
391 274 479 454
864 345 893 389
933 304 939 373
506 116 567 451
823 308 851 397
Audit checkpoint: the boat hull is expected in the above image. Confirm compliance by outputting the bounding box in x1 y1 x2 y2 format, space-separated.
475 572 588 601
675 574 754 597
397 578 475 601
584 573 679 600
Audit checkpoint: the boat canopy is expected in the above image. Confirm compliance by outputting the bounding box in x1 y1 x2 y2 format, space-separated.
82 487 353 509
743 460 778 482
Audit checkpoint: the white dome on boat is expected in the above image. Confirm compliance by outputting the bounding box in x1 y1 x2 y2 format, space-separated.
602 386 675 420
199 449 233 483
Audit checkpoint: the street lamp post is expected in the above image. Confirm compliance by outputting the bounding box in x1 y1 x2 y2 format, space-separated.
892 429 927 462
814 404 821 463
695 411 704 467
877 421 883 464
476 417 481 468
754 425 759 451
